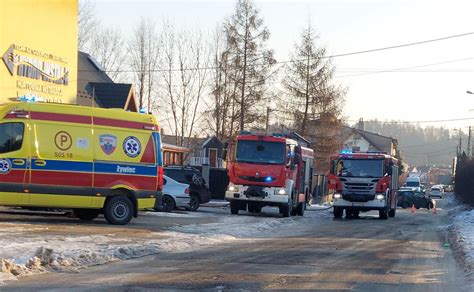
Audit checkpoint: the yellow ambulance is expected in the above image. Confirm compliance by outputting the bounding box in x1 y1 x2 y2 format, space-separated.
0 101 163 225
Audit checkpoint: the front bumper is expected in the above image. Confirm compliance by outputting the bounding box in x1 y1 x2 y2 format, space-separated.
333 197 386 209
225 185 289 204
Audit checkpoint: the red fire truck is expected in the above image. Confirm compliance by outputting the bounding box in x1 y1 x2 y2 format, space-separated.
224 131 314 217
328 150 399 219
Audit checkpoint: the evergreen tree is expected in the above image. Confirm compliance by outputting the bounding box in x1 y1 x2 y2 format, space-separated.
224 0 276 131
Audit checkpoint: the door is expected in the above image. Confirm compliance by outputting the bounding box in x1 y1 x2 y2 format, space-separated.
0 121 29 205
209 148 217 167
28 120 94 207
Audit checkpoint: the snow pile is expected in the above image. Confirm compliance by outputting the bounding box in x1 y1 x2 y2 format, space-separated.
0 229 234 285
450 208 474 275
0 208 332 285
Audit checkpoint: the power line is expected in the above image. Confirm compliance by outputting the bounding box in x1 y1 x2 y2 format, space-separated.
78 31 474 73
347 117 474 124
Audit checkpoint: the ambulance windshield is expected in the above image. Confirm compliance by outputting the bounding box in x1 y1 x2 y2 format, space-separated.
0 123 24 154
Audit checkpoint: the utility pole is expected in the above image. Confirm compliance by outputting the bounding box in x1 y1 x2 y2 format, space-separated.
468 126 472 158
458 128 462 156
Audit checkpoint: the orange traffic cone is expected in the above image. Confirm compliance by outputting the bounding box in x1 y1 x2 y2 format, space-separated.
432 205 437 215
411 204 416 213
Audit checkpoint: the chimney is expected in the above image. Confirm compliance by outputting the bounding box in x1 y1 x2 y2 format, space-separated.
357 118 365 131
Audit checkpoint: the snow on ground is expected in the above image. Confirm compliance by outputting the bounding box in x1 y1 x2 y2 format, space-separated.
0 207 330 285
445 194 474 276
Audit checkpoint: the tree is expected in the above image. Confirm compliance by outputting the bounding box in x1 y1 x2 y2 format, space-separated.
281 23 344 136
129 18 160 111
78 0 100 51
224 0 276 132
279 22 345 172
205 25 240 140
159 22 210 147
87 26 126 82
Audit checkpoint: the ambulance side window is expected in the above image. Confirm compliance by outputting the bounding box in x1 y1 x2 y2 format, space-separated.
0 123 24 154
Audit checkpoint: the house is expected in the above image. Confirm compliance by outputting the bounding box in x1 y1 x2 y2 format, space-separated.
161 134 225 168
76 51 138 112
342 120 398 156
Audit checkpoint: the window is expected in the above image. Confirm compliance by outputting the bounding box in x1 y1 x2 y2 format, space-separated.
0 123 24 154
235 140 286 164
338 159 383 178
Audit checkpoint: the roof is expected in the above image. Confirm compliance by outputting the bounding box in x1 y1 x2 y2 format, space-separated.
77 51 113 90
77 51 138 112
161 134 207 149
343 126 397 152
87 82 133 109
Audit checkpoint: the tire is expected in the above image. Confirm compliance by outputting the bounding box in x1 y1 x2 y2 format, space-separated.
389 207 396 218
379 206 389 220
186 195 200 211
104 196 134 225
296 202 305 216
74 209 100 221
230 201 239 215
427 202 434 210
280 199 292 218
333 207 343 219
401 201 409 209
159 195 176 212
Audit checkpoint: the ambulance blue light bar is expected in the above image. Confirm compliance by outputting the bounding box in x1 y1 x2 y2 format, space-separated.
339 149 352 154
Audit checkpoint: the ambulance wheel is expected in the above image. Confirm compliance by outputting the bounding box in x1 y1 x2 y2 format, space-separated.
230 201 239 215
333 207 343 219
104 196 133 225
74 209 100 221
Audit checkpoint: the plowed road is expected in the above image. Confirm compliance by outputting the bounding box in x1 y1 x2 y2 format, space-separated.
3 200 472 291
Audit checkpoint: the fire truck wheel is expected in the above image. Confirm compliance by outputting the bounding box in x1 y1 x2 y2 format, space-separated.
104 196 134 225
296 202 305 216
379 205 389 220
389 207 396 217
333 207 343 219
74 209 100 221
230 201 239 215
280 200 292 218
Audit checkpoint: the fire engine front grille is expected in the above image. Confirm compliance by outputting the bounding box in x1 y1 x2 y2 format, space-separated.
342 180 377 202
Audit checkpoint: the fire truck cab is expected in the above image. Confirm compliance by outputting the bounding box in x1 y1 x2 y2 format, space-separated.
224 131 314 217
328 150 399 219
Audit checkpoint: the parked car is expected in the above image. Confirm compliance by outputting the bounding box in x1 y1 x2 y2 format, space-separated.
429 187 444 199
398 190 435 209
163 166 212 211
156 175 191 212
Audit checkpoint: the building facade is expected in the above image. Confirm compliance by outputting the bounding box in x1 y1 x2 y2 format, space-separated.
0 0 78 104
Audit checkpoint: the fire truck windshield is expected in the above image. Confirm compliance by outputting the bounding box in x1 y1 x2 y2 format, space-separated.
337 159 383 178
236 140 285 164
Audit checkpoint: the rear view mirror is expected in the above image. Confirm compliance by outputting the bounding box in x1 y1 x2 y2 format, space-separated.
294 153 300 165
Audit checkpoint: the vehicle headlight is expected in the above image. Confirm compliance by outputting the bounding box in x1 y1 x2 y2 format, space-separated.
275 188 287 195
334 193 341 199
228 184 239 192
376 194 384 200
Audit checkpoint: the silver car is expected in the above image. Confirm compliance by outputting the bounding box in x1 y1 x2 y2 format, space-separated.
156 175 191 212
429 187 443 199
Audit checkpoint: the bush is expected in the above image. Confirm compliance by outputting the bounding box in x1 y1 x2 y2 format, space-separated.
454 160 474 206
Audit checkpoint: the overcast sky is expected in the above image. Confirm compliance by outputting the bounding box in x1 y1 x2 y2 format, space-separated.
94 0 474 130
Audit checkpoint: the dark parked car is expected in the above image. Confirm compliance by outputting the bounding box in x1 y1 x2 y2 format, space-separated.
397 190 435 209
163 166 212 211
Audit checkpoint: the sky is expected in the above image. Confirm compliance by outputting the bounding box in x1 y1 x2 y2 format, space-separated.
93 0 474 131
